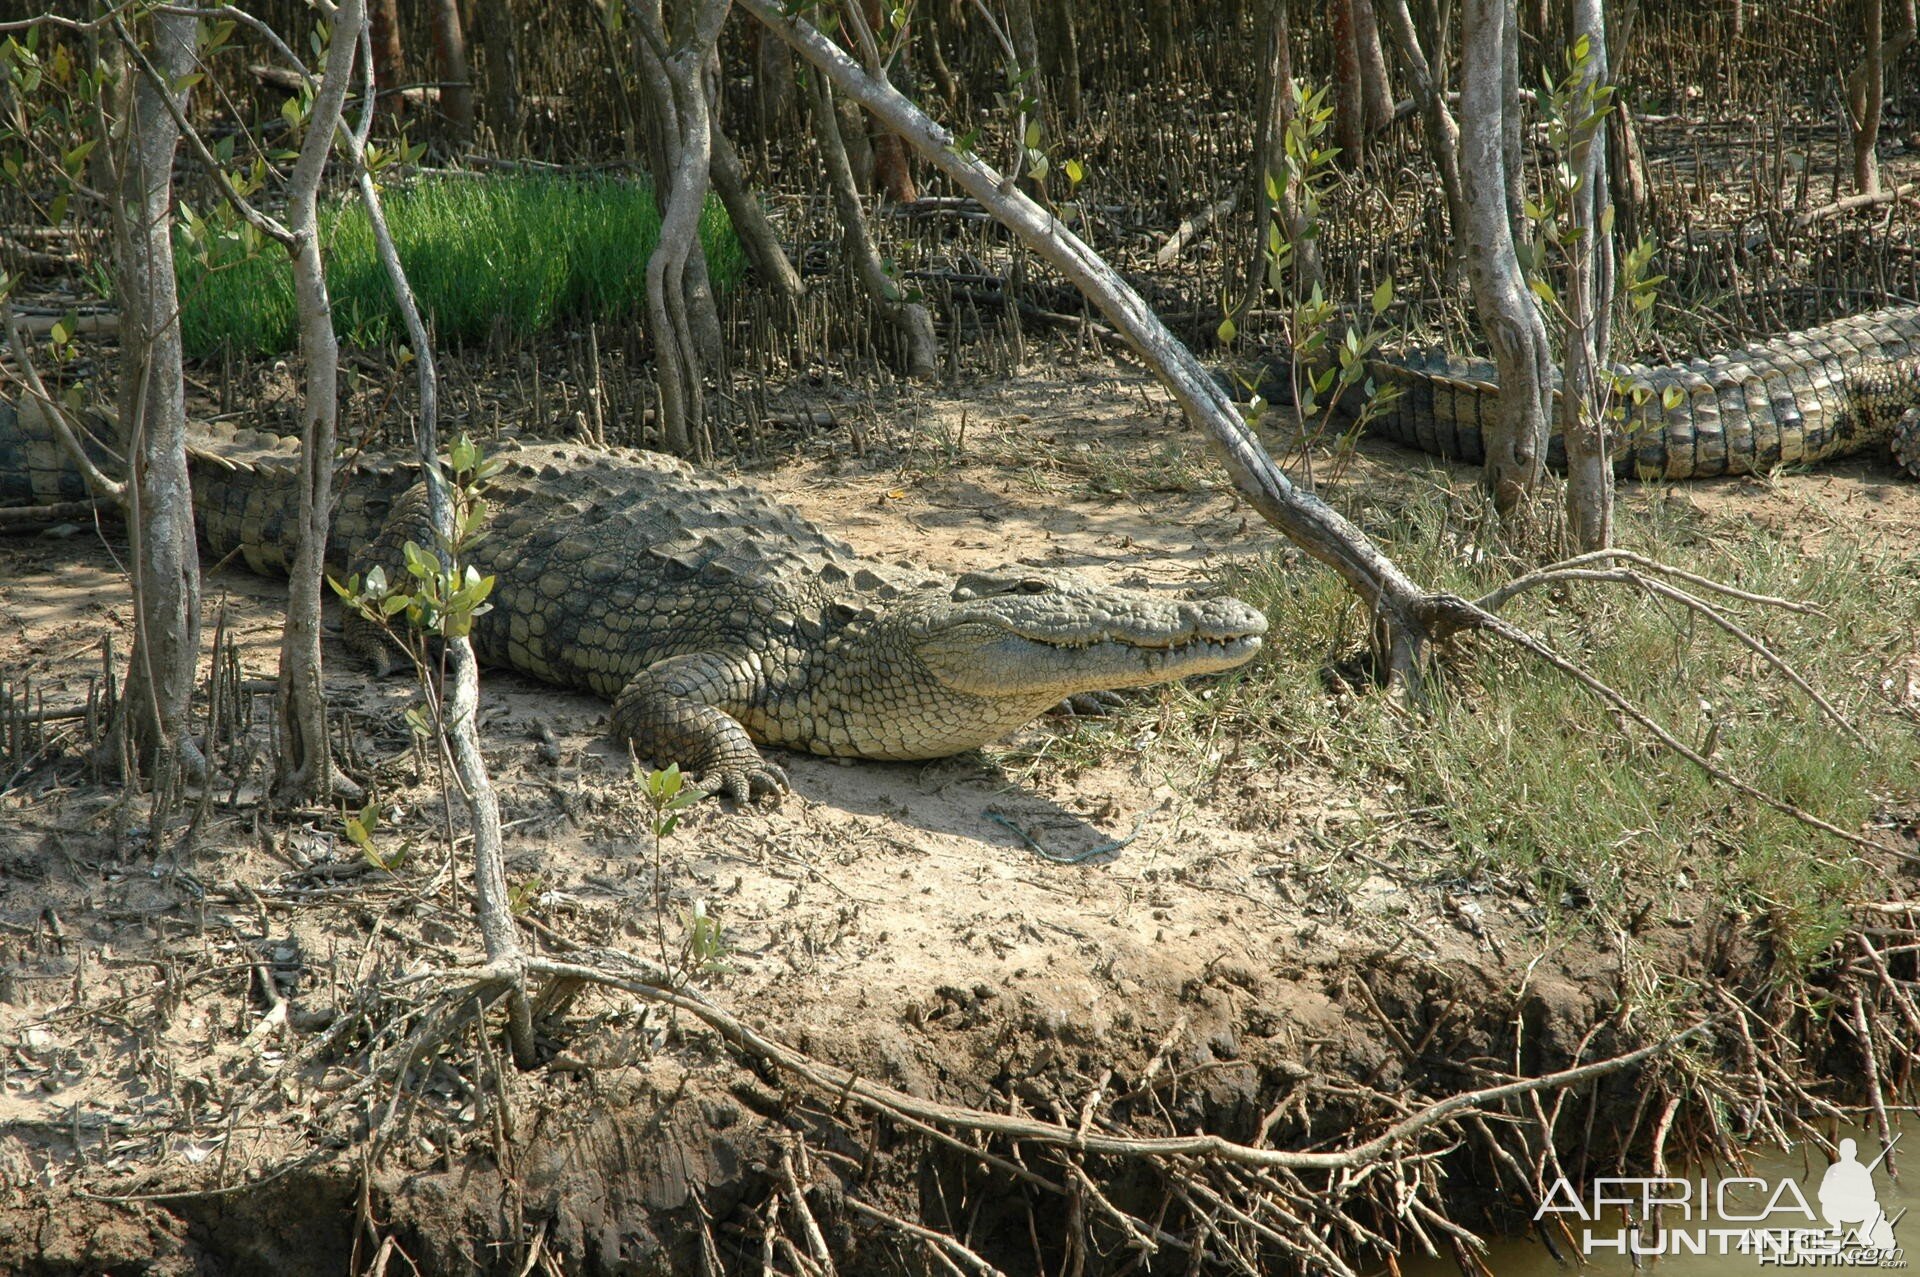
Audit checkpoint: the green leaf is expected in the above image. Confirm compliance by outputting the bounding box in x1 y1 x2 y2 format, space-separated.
1063 158 1084 185
458 499 489 542
1024 120 1042 149
202 19 237 53
1661 385 1686 411
1371 277 1393 316
1027 154 1050 181
344 800 380 859
1216 316 1237 345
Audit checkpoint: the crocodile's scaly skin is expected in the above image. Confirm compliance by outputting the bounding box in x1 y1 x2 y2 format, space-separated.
1358 306 1920 479
0 399 1267 800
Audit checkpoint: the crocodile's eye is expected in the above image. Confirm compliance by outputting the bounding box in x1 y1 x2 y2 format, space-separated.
1015 579 1052 595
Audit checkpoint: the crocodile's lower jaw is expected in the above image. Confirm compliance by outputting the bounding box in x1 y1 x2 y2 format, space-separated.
1131 633 1265 674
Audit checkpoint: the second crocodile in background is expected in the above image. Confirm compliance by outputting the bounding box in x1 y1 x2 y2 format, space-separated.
0 401 1267 802
1349 305 1920 480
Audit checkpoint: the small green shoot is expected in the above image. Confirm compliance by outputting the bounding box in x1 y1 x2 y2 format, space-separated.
344 799 406 872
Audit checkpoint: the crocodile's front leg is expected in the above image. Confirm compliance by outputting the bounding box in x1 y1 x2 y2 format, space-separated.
610 652 789 803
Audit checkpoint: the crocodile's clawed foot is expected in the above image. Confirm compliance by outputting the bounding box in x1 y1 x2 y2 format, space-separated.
1893 407 1920 479
700 758 790 807
1054 690 1127 718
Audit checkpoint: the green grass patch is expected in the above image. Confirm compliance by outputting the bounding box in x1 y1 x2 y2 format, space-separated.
1024 477 1917 975
174 173 744 358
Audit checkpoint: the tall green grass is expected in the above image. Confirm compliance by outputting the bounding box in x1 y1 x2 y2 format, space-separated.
175 173 744 357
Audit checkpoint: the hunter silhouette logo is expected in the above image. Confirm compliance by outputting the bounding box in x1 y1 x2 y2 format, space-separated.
1819 1138 1900 1253
1535 1134 1907 1265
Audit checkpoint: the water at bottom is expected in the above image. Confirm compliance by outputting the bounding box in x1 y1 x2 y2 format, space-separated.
1402 1124 1912 1276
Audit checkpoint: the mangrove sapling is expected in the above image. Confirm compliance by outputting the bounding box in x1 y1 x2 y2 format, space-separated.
1234 0 1323 334
329 437 534 1069
1217 80 1401 493
1530 20 1617 551
632 759 727 984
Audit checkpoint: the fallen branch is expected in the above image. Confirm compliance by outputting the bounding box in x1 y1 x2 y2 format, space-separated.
0 499 107 531
1791 181 1920 231
1155 196 1237 267
1475 547 1822 615
1476 559 1863 746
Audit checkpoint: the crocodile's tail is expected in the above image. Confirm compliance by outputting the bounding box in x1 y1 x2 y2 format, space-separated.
0 394 412 572
0 395 114 508
1358 305 1920 480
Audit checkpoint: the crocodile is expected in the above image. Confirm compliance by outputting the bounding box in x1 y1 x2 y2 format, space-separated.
0 398 1267 800
1345 305 1920 480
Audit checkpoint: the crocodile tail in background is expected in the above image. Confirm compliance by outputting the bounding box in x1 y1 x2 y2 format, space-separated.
0 393 414 572
0 395 120 507
1357 304 1920 480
